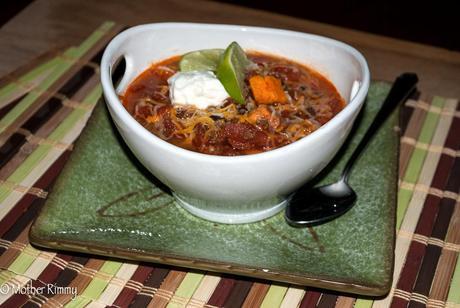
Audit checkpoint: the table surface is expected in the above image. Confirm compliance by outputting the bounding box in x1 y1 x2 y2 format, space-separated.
1 0 460 99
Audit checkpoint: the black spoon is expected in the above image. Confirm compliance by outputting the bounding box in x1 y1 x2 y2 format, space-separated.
285 73 419 227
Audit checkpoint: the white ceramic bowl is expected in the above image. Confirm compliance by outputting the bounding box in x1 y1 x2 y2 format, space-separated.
100 23 370 224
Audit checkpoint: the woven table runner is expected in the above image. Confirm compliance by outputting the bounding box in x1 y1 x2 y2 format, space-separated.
0 22 459 308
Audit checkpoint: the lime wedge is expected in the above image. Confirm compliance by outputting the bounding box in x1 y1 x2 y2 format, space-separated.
179 49 224 72
216 42 251 104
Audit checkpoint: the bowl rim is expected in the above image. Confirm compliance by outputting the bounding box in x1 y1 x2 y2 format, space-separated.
100 22 370 163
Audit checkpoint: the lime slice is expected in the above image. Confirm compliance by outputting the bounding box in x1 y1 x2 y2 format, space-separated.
216 42 251 104
179 49 224 72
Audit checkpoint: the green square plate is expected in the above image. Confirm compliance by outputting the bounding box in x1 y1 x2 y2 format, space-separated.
30 82 398 296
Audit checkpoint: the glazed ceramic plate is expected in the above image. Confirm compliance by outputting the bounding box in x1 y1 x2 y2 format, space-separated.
30 82 398 296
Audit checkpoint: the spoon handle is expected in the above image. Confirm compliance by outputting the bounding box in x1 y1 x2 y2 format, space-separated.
341 73 418 182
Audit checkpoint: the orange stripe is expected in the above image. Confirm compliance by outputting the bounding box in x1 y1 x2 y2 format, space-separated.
241 282 270 308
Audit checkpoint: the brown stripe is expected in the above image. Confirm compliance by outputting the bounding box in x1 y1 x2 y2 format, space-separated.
299 290 321 308
129 266 170 308
391 241 426 308
428 250 458 304
415 195 443 236
51 256 90 289
224 280 253 308
317 293 338 308
223 277 253 308
432 198 459 242
444 156 460 197
430 112 460 190
399 102 427 178
146 269 187 308
241 282 270 308
429 201 460 301
400 101 415 136
1 196 40 242
112 264 154 307
207 276 236 307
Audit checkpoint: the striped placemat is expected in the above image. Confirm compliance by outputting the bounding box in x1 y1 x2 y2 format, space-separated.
0 22 459 308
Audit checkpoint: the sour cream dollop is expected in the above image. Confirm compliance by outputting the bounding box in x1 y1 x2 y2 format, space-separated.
168 71 230 109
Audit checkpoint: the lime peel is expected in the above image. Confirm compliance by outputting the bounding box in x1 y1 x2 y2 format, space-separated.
179 49 224 72
216 42 251 104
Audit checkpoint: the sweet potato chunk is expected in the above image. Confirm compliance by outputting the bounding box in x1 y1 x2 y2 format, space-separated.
249 75 287 104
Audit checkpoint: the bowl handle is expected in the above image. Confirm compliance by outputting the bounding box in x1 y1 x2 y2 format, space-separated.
101 44 134 97
114 54 135 94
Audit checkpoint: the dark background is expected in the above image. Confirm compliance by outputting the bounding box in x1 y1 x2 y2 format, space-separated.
217 0 459 51
1 1 459 51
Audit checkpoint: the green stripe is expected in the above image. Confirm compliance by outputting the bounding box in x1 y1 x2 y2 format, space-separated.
0 57 59 102
403 148 429 185
0 21 114 135
417 97 444 144
396 97 445 228
0 269 14 286
100 260 123 275
167 272 204 308
260 285 288 308
8 245 41 274
64 296 91 308
354 299 373 308
65 260 122 307
353 298 374 308
80 261 122 299
75 21 115 55
0 85 101 202
447 257 460 304
396 189 413 227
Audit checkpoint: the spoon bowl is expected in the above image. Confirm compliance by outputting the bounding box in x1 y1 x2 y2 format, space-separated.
286 179 357 226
